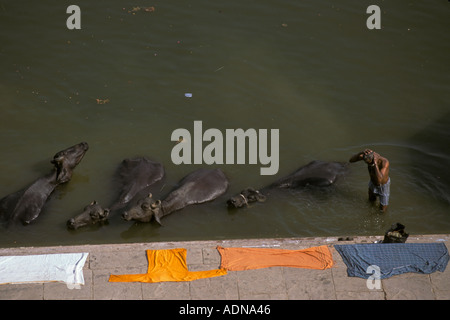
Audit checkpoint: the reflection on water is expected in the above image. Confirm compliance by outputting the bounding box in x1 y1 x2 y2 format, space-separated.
0 0 449 247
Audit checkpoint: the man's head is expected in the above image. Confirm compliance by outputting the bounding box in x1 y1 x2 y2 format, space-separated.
363 150 374 164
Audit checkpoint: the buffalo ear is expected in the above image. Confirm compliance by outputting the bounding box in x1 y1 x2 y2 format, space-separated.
51 156 63 165
154 213 163 226
101 209 110 218
256 191 266 202
150 199 161 209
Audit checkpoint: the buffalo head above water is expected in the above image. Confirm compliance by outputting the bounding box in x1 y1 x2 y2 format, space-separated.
51 142 89 184
67 201 110 230
227 188 266 208
122 193 163 225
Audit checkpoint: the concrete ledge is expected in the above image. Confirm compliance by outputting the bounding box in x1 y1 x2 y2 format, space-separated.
0 234 449 300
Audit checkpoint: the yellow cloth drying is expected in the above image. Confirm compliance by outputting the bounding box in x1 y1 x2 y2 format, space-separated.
217 245 334 271
109 248 227 283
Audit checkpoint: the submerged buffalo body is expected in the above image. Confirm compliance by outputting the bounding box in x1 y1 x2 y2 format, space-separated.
0 142 89 225
110 157 165 211
123 168 229 224
227 160 347 208
67 157 164 230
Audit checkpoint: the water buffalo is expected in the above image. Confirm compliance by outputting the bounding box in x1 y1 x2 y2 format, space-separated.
67 201 110 230
122 168 228 224
227 160 348 208
0 142 89 225
109 157 165 211
66 157 164 229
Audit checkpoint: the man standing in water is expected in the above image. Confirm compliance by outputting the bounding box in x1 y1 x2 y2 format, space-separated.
349 149 390 212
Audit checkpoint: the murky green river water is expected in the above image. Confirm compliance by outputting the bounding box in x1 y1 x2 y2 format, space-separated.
0 0 449 247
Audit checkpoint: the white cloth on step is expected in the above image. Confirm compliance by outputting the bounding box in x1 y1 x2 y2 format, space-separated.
0 252 88 285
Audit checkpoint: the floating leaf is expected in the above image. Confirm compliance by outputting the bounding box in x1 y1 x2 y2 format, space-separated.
127 6 155 14
143 6 155 12
96 98 110 104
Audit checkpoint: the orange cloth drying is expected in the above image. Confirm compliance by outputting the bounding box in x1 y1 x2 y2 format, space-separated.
109 248 227 283
217 245 334 271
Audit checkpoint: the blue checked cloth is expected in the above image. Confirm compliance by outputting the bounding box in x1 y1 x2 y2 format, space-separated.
334 243 449 279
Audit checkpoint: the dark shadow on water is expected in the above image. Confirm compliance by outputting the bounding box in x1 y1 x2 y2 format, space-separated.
409 112 450 204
